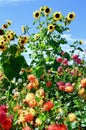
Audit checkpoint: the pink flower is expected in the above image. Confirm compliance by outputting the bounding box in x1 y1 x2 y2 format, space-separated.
72 54 79 60
56 57 63 63
22 126 31 130
62 58 68 66
76 58 82 64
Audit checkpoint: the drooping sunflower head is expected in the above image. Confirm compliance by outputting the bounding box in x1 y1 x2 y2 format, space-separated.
44 6 52 15
33 10 40 19
40 6 44 12
2 24 8 29
48 24 55 32
53 12 62 21
21 25 25 33
67 12 76 21
6 20 12 25
79 40 83 45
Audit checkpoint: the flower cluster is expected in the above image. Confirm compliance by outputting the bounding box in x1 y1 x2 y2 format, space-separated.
0 105 12 130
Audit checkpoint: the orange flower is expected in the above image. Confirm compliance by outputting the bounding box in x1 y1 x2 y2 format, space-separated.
81 78 86 88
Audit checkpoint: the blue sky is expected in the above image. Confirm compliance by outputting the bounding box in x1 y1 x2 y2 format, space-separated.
0 0 86 49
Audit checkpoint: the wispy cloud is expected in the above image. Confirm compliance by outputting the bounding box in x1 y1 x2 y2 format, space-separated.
62 34 86 44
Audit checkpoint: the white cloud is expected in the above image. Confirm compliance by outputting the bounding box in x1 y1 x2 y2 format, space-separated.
62 34 86 44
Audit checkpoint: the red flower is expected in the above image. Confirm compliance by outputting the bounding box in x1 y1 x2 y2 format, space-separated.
24 113 34 122
0 105 8 113
22 126 32 130
2 117 12 130
46 81 52 87
0 110 6 124
43 101 54 111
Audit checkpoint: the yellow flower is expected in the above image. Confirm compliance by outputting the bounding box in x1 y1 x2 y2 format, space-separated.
2 24 8 29
53 12 62 21
18 36 29 44
79 40 83 45
40 6 44 12
33 10 40 19
34 34 39 40
6 30 15 41
0 40 7 51
67 12 76 21
48 24 55 32
6 20 12 25
21 25 25 33
44 6 52 15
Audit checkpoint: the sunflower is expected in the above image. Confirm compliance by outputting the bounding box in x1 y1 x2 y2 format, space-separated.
34 34 39 40
33 10 40 19
0 41 7 51
48 24 55 32
40 6 44 12
79 40 83 45
53 12 62 21
44 6 52 15
18 36 29 45
6 30 15 41
6 20 12 25
21 25 25 33
2 24 8 29
67 12 76 21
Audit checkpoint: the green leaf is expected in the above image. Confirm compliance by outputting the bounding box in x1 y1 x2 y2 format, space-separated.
34 66 45 79
71 121 79 129
77 47 83 52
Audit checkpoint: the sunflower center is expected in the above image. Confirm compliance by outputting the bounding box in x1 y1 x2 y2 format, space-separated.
69 14 73 18
0 46 4 49
0 29 4 35
55 13 60 18
36 13 39 17
45 8 50 13
49 26 53 29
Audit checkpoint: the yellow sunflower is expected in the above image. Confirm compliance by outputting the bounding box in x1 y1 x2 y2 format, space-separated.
0 40 7 51
48 24 55 32
2 24 8 29
40 6 44 12
33 10 40 19
53 12 62 21
21 25 25 33
67 12 76 21
44 6 52 15
6 30 15 41
18 36 29 45
79 40 83 45
6 20 12 25
34 34 39 40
